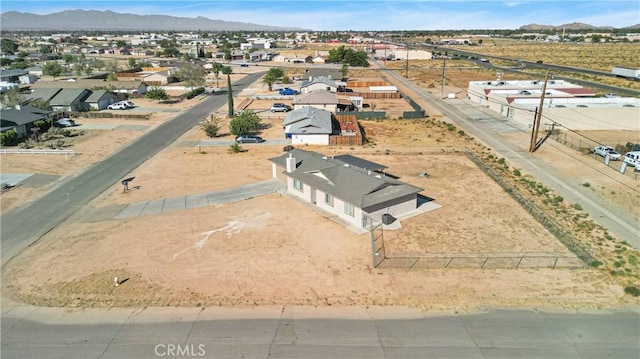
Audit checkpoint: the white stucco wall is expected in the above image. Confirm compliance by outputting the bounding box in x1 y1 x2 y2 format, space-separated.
291 134 329 145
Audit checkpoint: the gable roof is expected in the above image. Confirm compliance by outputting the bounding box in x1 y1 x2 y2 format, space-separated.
300 76 338 89
85 89 115 102
49 88 91 106
283 106 333 134
270 149 423 209
0 105 51 128
293 90 339 105
24 88 63 102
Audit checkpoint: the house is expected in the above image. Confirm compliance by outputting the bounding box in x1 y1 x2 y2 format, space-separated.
311 56 326 64
85 90 117 110
142 70 177 86
30 79 147 96
0 105 52 138
26 88 91 112
269 149 424 228
303 69 344 82
0 69 36 84
292 90 339 113
300 76 339 93
283 107 335 145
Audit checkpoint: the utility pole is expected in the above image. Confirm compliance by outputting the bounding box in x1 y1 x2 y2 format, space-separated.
529 70 550 152
440 57 446 98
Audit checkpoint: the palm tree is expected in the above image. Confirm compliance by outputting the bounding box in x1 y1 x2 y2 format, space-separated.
211 62 221 88
221 66 234 117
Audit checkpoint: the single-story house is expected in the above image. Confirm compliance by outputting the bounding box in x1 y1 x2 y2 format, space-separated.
27 88 91 112
269 149 424 228
85 89 118 110
311 56 326 64
283 107 335 145
300 76 339 93
30 79 147 96
0 105 52 138
0 69 37 84
142 69 177 85
25 66 44 77
303 69 344 82
292 90 339 113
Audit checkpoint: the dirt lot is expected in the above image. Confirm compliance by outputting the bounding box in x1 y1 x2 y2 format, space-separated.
2 62 638 311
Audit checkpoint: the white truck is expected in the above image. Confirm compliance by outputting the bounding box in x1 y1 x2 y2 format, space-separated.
623 151 640 167
612 67 640 80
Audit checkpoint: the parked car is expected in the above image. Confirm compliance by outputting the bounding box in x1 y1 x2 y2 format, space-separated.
107 102 127 110
604 93 620 98
54 118 75 127
592 145 621 160
118 100 135 108
270 103 291 112
278 87 298 95
536 60 544 64
235 135 264 143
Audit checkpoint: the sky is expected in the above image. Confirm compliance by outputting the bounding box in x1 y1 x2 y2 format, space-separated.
1 0 639 31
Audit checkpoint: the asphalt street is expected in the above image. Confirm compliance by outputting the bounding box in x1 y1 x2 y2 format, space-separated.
0 71 266 266
380 64 640 249
1 304 638 359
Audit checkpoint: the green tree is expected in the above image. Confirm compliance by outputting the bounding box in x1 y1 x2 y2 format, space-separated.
221 66 234 117
62 53 76 64
328 45 369 67
92 59 105 71
263 67 284 91
1 39 19 54
145 87 169 101
340 63 349 78
163 47 181 57
211 62 222 87
177 63 206 90
40 45 54 54
0 88 21 108
115 40 128 48
229 110 262 136
42 61 64 79
127 57 137 69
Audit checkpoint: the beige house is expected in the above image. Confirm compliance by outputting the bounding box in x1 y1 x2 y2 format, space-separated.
292 90 339 113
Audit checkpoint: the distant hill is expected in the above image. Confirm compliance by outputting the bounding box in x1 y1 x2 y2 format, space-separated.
0 10 310 32
519 22 621 31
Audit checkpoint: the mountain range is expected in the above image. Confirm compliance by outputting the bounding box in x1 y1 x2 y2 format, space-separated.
519 22 640 30
0 10 310 32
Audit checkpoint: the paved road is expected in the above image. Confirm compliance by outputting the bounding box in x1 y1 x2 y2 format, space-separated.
1 304 637 358
380 64 640 249
0 71 266 267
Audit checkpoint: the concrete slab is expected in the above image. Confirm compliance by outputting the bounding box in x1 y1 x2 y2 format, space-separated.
113 202 148 219
162 196 186 213
0 173 33 186
185 193 210 209
76 124 118 130
140 198 164 216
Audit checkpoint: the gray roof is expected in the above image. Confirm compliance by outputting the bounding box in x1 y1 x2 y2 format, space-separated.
0 69 28 78
0 105 51 127
283 106 333 134
49 88 91 106
293 90 339 105
333 155 387 172
270 149 423 209
31 79 146 90
85 89 115 102
301 76 338 89
24 88 62 102
304 69 343 81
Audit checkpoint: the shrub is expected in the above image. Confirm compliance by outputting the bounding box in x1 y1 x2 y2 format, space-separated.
145 87 169 101
624 286 640 297
590 259 603 267
0 129 18 146
513 169 521 176
229 110 262 136
573 203 583 211
199 116 221 138
228 142 243 154
582 182 591 188
183 87 205 99
497 157 506 164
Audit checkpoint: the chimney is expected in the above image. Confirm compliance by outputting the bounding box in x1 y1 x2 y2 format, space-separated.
286 153 296 173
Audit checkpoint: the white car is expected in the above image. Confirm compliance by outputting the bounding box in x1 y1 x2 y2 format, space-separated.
119 100 134 108
592 145 621 160
107 102 127 110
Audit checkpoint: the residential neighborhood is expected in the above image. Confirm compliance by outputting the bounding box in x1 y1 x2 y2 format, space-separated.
0 7 639 357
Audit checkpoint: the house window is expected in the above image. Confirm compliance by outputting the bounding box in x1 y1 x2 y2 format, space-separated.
344 202 354 216
293 179 303 192
325 193 334 207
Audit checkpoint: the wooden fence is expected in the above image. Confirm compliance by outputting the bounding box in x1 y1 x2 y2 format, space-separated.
330 114 363 146
346 91 402 99
69 112 150 120
346 80 388 87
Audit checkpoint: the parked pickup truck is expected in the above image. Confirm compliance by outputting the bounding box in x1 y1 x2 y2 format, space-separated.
623 151 640 167
592 145 622 160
